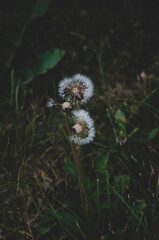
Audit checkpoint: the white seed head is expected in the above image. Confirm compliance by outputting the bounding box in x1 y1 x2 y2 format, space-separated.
47 98 54 108
70 109 95 145
58 74 94 104
62 102 72 111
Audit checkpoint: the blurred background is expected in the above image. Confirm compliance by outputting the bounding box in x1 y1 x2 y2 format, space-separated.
1 0 159 239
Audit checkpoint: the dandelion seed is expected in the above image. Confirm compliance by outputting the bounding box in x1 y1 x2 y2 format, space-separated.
58 74 94 104
70 109 95 145
47 98 54 108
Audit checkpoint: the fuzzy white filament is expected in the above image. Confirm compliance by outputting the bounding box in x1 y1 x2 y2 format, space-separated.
70 109 95 145
58 74 94 104
47 98 54 108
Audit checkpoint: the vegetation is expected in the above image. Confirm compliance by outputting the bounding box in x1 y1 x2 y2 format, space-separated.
1 0 159 239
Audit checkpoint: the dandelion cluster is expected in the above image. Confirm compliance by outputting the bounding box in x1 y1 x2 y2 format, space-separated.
48 73 95 145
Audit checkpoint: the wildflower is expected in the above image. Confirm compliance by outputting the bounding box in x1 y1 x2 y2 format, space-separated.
61 102 72 111
70 109 95 145
58 74 94 104
47 98 54 108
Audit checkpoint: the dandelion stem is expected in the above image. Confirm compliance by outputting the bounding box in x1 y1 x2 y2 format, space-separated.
74 144 93 225
65 113 93 223
65 113 76 160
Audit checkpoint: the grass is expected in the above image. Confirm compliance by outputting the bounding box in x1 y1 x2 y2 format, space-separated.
1 0 159 239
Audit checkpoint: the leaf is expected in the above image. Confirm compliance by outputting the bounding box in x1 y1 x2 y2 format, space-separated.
148 128 158 140
132 200 147 214
115 109 127 132
95 153 109 174
128 128 139 137
114 175 130 194
20 49 66 85
115 109 126 122
30 0 53 20
31 49 66 75
19 67 34 85
38 214 55 236
39 223 55 235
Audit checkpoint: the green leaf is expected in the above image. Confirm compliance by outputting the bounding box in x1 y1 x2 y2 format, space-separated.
128 128 139 137
115 109 127 132
114 175 130 194
39 223 55 235
19 67 34 85
31 0 53 20
38 214 55 235
132 200 147 214
95 153 109 174
115 109 126 122
148 128 158 140
20 49 66 85
31 48 66 75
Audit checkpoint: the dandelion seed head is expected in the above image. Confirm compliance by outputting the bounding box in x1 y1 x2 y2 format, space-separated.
47 98 54 108
58 74 94 104
70 109 95 145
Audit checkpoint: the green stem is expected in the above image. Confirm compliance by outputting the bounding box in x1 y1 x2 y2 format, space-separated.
74 145 92 224
65 113 76 160
65 114 101 238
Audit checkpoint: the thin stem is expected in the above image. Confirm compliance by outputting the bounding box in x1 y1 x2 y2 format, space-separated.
64 113 101 238
65 113 92 221
65 113 76 160
74 145 92 224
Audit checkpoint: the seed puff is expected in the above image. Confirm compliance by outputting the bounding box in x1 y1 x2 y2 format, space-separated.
58 74 94 104
70 109 95 145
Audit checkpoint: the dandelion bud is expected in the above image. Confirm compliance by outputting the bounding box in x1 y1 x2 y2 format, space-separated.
61 102 72 111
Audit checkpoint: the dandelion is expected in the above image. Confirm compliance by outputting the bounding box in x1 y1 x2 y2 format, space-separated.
58 74 94 104
47 98 54 108
70 109 95 145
